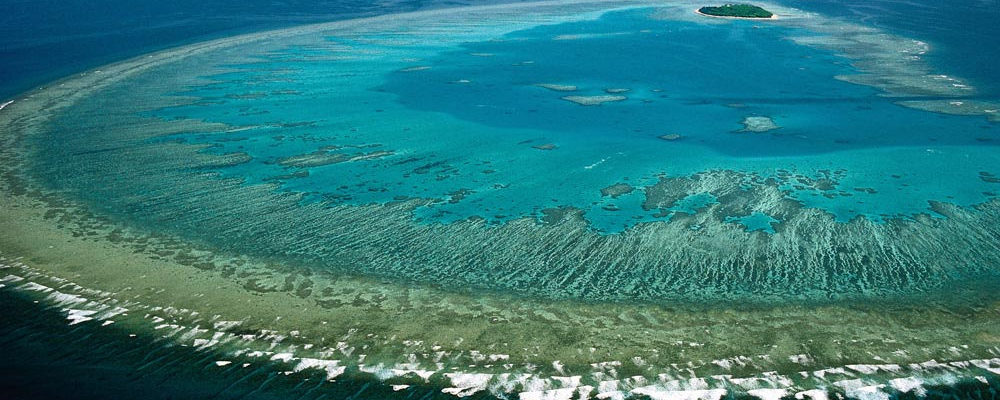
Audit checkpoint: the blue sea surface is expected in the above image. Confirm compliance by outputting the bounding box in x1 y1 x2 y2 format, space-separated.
3 0 998 103
0 0 494 100
781 0 1000 97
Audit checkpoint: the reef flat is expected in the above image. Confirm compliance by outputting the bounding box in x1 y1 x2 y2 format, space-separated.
1 0 999 399
561 94 628 105
738 116 780 133
536 83 579 92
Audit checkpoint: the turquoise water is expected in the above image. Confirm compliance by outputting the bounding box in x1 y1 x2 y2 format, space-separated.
22 1 999 305
147 8 999 233
5 1 1000 398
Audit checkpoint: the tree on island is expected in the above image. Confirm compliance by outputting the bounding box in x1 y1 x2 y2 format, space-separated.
698 4 774 18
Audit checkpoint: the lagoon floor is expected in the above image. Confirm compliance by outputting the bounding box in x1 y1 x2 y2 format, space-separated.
1 0 999 398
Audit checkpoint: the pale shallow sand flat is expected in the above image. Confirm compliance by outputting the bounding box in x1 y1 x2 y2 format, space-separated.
535 83 579 92
738 116 780 133
561 94 627 105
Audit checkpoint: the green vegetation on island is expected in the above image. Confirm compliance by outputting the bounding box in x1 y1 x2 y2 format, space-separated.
698 4 774 18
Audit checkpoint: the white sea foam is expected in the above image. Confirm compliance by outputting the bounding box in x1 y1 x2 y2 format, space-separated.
748 388 788 400
66 309 97 325
99 306 128 320
888 377 925 396
520 387 578 400
5 266 999 400
294 358 346 380
391 367 436 380
846 364 881 374
213 320 242 330
552 376 581 387
48 291 87 306
631 387 727 400
584 157 608 169
595 391 627 400
442 373 493 396
834 380 889 400
22 282 53 292
794 389 828 400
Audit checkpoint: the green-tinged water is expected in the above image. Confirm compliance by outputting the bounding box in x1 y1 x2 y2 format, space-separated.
1 0 999 399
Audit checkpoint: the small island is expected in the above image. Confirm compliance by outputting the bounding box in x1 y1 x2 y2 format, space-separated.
697 4 775 19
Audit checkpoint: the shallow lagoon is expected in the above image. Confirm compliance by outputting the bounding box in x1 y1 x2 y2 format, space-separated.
2 0 1000 399
137 7 1000 232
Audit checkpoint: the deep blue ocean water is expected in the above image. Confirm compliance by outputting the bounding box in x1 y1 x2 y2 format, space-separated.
0 0 519 100
2 0 997 101
783 0 1000 96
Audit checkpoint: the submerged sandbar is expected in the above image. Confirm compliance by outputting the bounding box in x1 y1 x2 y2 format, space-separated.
560 94 627 105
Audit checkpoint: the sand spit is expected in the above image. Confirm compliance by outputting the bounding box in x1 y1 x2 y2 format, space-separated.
399 65 431 72
561 95 627 106
532 143 558 150
553 31 632 40
535 83 579 92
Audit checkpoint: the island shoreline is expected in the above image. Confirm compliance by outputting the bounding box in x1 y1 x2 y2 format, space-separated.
694 8 779 20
